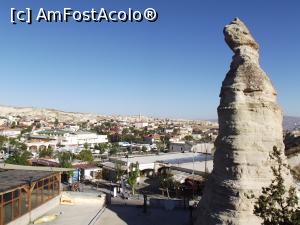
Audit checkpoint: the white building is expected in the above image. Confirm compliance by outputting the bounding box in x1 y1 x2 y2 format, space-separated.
0 118 9 126
169 142 215 154
191 143 214 154
164 128 174 134
0 128 22 138
169 142 192 152
31 129 108 148
113 152 213 174
192 134 202 140
57 146 81 154
60 131 108 147
118 142 131 147
134 122 148 129
26 140 58 152
19 119 34 127
65 124 80 132
179 126 193 136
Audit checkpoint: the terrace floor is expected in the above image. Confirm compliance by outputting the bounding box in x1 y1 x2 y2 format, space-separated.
96 205 190 225
41 192 105 225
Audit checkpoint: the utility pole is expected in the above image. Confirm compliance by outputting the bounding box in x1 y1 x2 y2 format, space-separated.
192 147 195 199
204 143 208 175
143 194 148 213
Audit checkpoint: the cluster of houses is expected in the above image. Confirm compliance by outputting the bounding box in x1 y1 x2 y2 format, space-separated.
0 113 217 181
0 113 219 225
0 112 218 155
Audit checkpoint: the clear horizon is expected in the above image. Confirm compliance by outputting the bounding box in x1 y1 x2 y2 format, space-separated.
1 1 300 119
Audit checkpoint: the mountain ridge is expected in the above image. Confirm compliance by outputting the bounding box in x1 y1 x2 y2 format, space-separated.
0 105 298 126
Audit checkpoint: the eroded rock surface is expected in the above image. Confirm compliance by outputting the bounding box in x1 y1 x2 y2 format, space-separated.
194 18 294 225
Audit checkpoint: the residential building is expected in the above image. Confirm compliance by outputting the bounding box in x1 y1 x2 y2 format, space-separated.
0 128 22 138
191 143 214 154
61 131 108 147
30 129 108 148
134 122 148 129
169 142 192 153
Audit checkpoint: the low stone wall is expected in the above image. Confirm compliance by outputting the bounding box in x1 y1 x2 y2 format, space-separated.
61 191 105 205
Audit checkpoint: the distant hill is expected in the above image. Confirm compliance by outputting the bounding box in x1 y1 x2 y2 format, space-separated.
0 104 297 126
283 116 300 131
0 105 165 123
0 105 102 123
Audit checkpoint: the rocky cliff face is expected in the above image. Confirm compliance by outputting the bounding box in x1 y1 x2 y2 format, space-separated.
194 18 294 225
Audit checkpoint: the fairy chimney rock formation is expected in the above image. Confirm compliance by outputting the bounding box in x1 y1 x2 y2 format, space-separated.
194 18 294 225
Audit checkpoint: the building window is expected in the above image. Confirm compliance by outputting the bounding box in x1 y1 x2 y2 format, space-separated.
31 185 37 210
2 190 20 225
20 189 28 216
3 203 11 225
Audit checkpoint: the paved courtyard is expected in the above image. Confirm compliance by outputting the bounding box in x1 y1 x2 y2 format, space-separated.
96 205 190 225
43 192 105 225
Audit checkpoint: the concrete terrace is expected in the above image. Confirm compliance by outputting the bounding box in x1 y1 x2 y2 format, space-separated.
96 205 190 225
42 192 105 225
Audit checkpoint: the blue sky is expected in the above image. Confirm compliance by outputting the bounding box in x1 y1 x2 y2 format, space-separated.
0 1 299 119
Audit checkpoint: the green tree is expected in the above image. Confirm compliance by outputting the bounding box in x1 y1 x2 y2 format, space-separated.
122 128 129 135
159 171 174 198
56 151 74 177
127 162 140 195
156 141 166 153
253 146 299 225
39 146 54 158
173 128 180 136
4 138 31 165
79 121 89 130
21 126 33 135
95 143 108 154
9 138 27 151
200 135 212 143
114 161 126 183
83 143 89 150
109 144 119 156
5 150 32 165
78 149 94 162
54 118 59 127
160 135 170 149
56 151 73 168
142 146 147 153
184 135 194 142
0 136 8 150
11 121 17 128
